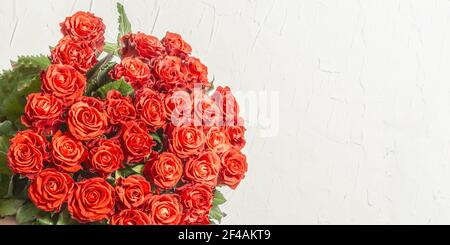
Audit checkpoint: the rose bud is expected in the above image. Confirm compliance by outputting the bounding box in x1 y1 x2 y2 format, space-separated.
144 194 182 225
28 168 74 212
219 148 248 189
7 130 48 178
60 11 105 51
51 130 87 173
144 152 183 189
184 151 220 187
110 209 152 225
68 177 115 223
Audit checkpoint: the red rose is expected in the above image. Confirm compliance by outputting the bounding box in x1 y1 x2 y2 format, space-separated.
110 209 152 225
135 88 166 131
68 177 115 223
21 93 64 135
41 64 86 105
120 32 165 59
219 148 247 189
67 99 108 141
211 86 240 125
184 151 220 187
7 130 48 178
51 37 98 73
145 194 182 225
105 90 136 125
88 138 124 176
60 11 105 50
164 90 192 126
152 56 186 91
115 175 152 210
145 152 182 189
206 127 230 155
181 209 210 225
51 130 87 173
226 125 246 149
192 92 221 127
169 125 205 159
161 32 192 57
178 183 213 210
110 57 151 90
121 121 155 164
186 57 210 88
28 168 74 212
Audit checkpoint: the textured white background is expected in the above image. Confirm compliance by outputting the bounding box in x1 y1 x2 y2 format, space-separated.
3 0 450 225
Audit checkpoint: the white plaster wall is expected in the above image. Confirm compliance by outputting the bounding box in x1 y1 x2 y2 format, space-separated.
3 0 450 224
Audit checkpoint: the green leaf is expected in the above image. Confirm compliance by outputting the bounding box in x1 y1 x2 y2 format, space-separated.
16 201 42 224
209 205 223 223
0 121 15 137
85 53 116 95
131 164 145 174
34 212 55 225
104 42 119 56
213 189 226 206
117 2 132 43
94 78 134 99
56 209 78 225
0 135 11 176
11 175 29 200
0 174 11 197
12 55 51 69
0 198 24 217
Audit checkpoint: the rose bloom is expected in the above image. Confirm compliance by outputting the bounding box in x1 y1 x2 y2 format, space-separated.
51 130 87 173
206 127 230 155
226 125 246 149
67 99 108 141
51 37 98 73
152 56 186 91
7 130 48 178
110 57 151 90
211 86 240 125
41 64 86 105
121 121 155 164
178 183 213 210
68 177 115 223
145 194 182 225
21 93 64 135
219 148 248 189
192 92 221 127
164 90 192 126
186 57 210 88
88 138 124 176
110 209 152 225
105 90 136 125
60 11 105 50
135 88 166 131
181 208 210 225
120 32 165 59
115 175 152 210
144 152 182 189
184 151 220 187
169 125 205 159
28 168 74 212
161 32 192 57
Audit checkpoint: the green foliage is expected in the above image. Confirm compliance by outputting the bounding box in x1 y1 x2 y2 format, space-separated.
209 189 227 224
117 2 132 43
56 208 78 225
209 206 224 223
213 189 226 206
0 198 24 217
104 42 119 56
0 135 11 176
0 174 11 197
94 78 134 99
15 201 42 224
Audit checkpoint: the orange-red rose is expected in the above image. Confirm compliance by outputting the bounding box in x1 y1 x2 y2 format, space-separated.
105 90 136 125
164 90 192 126
152 56 186 91
51 130 87 173
28 168 74 212
181 208 210 225
51 37 97 73
184 151 220 186
186 57 210 88
121 121 155 163
21 93 64 135
67 98 108 141
226 125 246 149
88 138 124 176
60 11 105 50
161 32 192 57
192 92 221 127
135 88 166 131
110 209 152 225
169 125 205 159
212 86 240 125
145 152 182 189
7 130 48 178
120 32 165 59
68 177 115 223
145 194 182 225
206 127 230 155
115 175 152 210
41 64 86 105
110 57 151 90
219 148 247 189
178 183 213 210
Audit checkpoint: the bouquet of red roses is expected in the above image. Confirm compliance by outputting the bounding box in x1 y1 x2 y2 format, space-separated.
0 3 247 225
